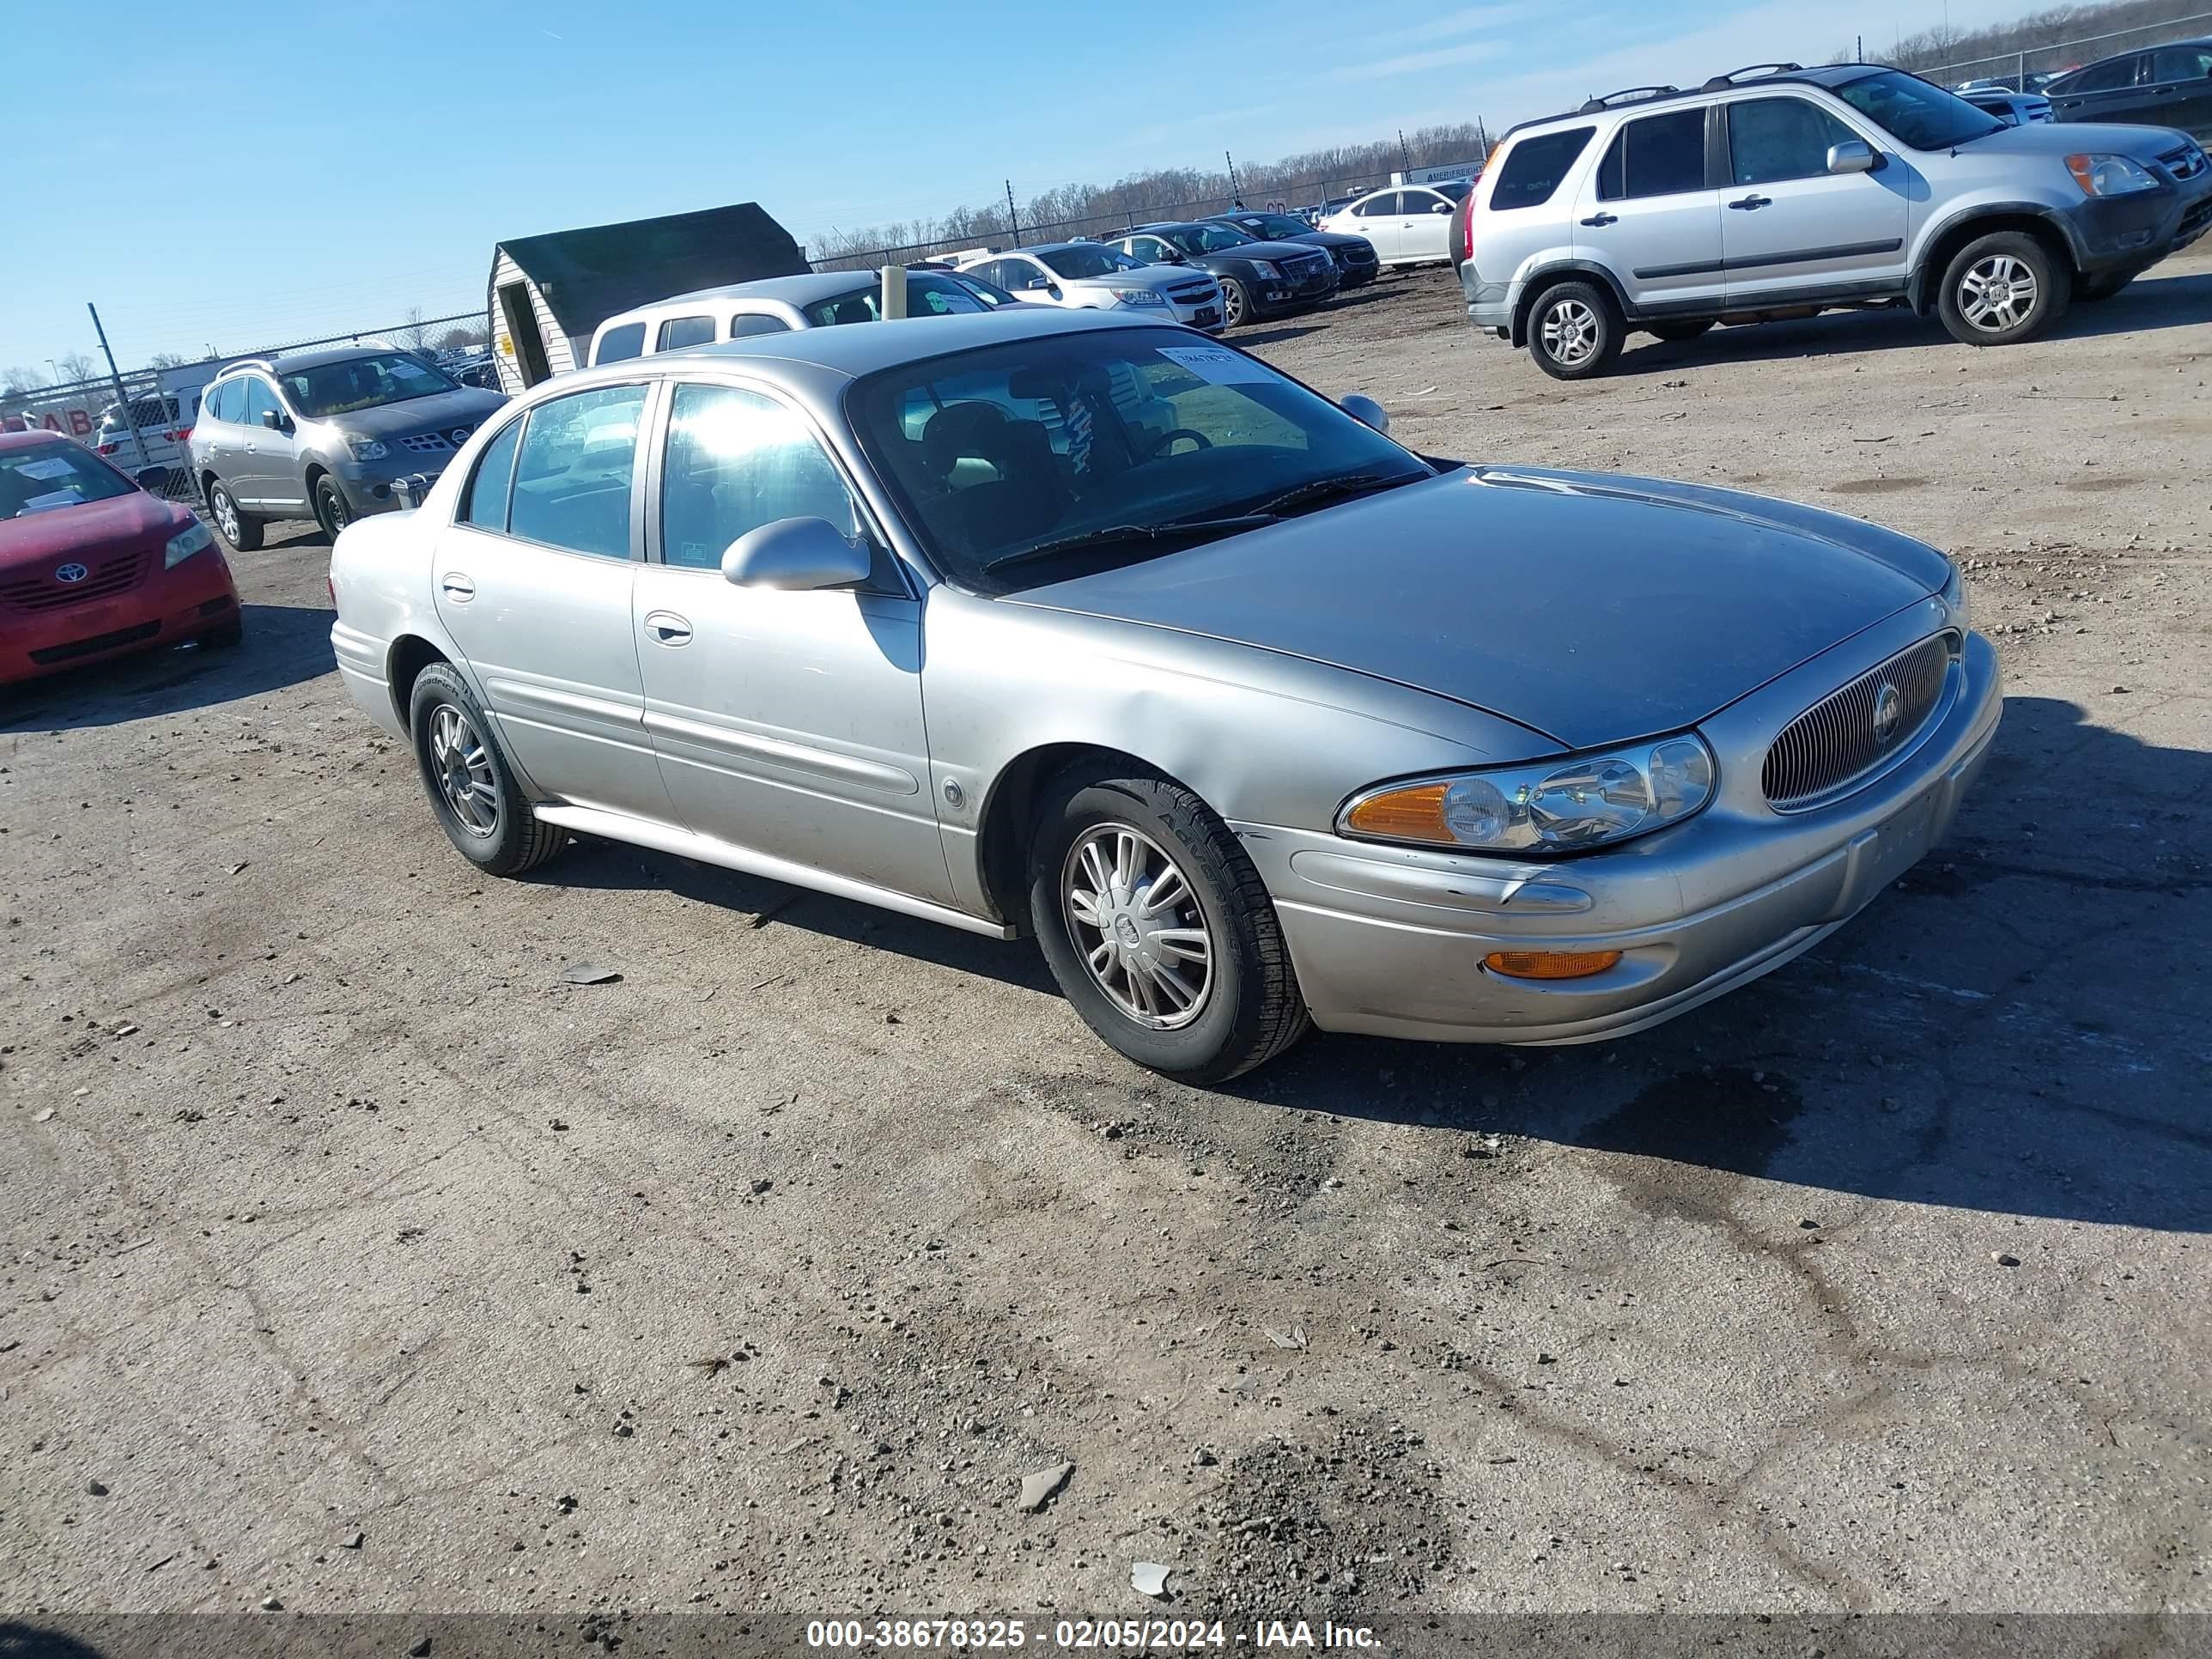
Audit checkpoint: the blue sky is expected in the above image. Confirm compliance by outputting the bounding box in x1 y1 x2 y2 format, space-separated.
2 0 2021 374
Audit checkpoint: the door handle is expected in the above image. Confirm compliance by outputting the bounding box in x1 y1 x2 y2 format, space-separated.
1729 194 1772 210
1579 212 1618 227
244 442 258 453
441 572 476 602
645 610 692 646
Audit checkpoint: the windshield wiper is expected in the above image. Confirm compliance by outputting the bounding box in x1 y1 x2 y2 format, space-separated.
1241 470 1422 518
984 513 1278 574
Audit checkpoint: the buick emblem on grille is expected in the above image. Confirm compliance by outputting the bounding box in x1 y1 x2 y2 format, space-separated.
1871 680 1903 745
53 562 89 583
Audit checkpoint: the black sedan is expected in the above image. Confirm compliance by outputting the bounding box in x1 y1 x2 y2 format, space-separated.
1203 210 1381 289
2045 40 2212 136
1097 222 1338 327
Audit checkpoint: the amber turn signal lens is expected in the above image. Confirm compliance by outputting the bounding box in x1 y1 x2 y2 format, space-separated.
1342 781 1450 842
1483 950 1622 981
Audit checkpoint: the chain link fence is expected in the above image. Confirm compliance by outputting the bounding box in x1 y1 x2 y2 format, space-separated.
1923 8 2212 84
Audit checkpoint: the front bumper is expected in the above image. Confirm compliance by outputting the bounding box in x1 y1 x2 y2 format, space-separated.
332 455 449 515
0 549 239 684
1158 289 1226 334
1243 611 2001 1044
2057 167 2212 272
1250 267 1340 314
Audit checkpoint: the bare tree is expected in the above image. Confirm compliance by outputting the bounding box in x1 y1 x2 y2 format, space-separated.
396 307 434 353
54 350 99 385
434 325 488 350
3 367 50 394
146 351 191 370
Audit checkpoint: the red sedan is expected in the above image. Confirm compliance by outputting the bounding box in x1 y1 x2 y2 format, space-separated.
0 431 241 685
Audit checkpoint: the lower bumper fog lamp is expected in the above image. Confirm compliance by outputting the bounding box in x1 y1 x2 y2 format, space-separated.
1484 949 1622 981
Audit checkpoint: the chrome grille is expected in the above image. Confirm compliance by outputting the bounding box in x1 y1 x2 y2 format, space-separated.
1762 634 1954 811
0 552 149 612
2160 143 2207 182
398 432 453 454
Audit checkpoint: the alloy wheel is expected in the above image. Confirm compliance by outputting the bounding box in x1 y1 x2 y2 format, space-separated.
1060 823 1215 1030
1959 254 2038 332
428 703 499 837
213 489 240 543
1540 299 1600 366
320 484 353 537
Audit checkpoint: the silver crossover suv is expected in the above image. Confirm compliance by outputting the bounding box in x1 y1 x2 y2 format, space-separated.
328 309 1997 1082
1460 62 2212 378
191 348 507 546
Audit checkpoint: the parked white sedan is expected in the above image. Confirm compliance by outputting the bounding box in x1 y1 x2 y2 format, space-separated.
955 244 1224 331
1318 183 1472 266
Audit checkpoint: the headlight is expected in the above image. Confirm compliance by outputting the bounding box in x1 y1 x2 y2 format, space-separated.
2065 153 2160 196
164 521 212 568
1340 736 1717 854
1252 260 1282 280
1941 560 1971 626
1109 288 1167 307
344 434 389 461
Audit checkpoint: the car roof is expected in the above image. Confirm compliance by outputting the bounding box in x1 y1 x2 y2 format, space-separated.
625 271 880 314
0 429 74 453
564 307 1149 388
1499 61 1891 141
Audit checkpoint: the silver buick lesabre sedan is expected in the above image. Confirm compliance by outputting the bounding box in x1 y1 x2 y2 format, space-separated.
328 308 2000 1082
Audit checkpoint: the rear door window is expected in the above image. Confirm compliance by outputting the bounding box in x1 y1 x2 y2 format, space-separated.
207 381 244 423
507 383 647 559
594 321 647 365
1597 108 1709 199
1489 126 1596 209
729 312 792 337
656 315 716 351
1726 97 1860 185
459 417 523 532
1352 191 1402 216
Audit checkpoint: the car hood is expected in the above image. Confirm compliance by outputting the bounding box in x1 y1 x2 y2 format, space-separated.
312 387 507 443
1949 118 2191 161
0 489 190 573
1294 229 1373 252
1187 239 1330 268
1010 465 1953 749
1065 266 1205 295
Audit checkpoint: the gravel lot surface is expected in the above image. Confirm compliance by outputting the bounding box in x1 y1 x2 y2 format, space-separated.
3 250 2209 1631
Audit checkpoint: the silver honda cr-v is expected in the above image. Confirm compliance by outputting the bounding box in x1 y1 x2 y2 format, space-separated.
1457 61 2211 378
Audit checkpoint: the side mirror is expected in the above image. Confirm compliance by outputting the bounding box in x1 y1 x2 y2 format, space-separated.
1024 275 1052 290
721 516 872 591
134 464 173 494
1432 202 1453 213
260 408 287 430
1340 394 1389 436
1827 139 1879 174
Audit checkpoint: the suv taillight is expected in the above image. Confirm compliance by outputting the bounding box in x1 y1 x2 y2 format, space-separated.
96 441 118 456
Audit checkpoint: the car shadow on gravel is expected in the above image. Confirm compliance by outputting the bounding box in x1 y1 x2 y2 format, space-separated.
1220 695 2212 1234
1603 269 2212 377
1233 325 1325 349
0 601 333 733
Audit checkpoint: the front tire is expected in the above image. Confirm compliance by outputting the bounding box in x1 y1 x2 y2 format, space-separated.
1527 282 1623 380
1029 767 1309 1085
1218 278 1252 328
408 662 566 877
1937 231 2070 346
207 481 263 552
313 476 355 542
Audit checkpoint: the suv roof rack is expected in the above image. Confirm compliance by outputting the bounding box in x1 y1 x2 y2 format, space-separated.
1575 84 1680 114
215 357 275 378
1700 62 1802 90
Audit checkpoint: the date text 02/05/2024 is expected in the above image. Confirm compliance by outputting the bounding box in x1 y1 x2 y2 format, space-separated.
804 1618 1383 1649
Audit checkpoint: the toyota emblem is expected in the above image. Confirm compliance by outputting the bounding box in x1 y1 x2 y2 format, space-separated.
53 562 89 584
1871 680 1903 745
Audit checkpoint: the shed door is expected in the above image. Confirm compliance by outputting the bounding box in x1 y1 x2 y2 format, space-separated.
497 280 553 388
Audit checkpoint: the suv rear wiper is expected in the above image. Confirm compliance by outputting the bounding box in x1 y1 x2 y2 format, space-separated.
984 514 1278 574
1241 470 1422 518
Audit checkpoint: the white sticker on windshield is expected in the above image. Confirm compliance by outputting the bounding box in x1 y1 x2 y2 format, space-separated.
15 457 79 481
16 490 82 514
1155 343 1274 385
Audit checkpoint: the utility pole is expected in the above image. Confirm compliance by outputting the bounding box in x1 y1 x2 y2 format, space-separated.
1225 149 1241 205
87 302 149 471
1856 33 1863 60
1398 128 1412 173
1005 179 1021 248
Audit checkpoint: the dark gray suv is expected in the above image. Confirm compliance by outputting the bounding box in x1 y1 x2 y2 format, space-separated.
189 348 507 547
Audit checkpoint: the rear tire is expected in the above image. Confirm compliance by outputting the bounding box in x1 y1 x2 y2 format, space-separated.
408 662 566 878
1527 281 1623 380
1028 765 1309 1084
1648 319 1715 343
1936 231 2070 345
207 481 263 552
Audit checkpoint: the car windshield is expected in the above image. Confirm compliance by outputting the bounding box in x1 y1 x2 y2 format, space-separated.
950 271 1021 307
1238 214 1312 239
1037 245 1146 279
1832 70 2006 148
1432 180 1474 201
279 352 459 418
848 327 1431 592
1168 224 1256 254
0 442 136 517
